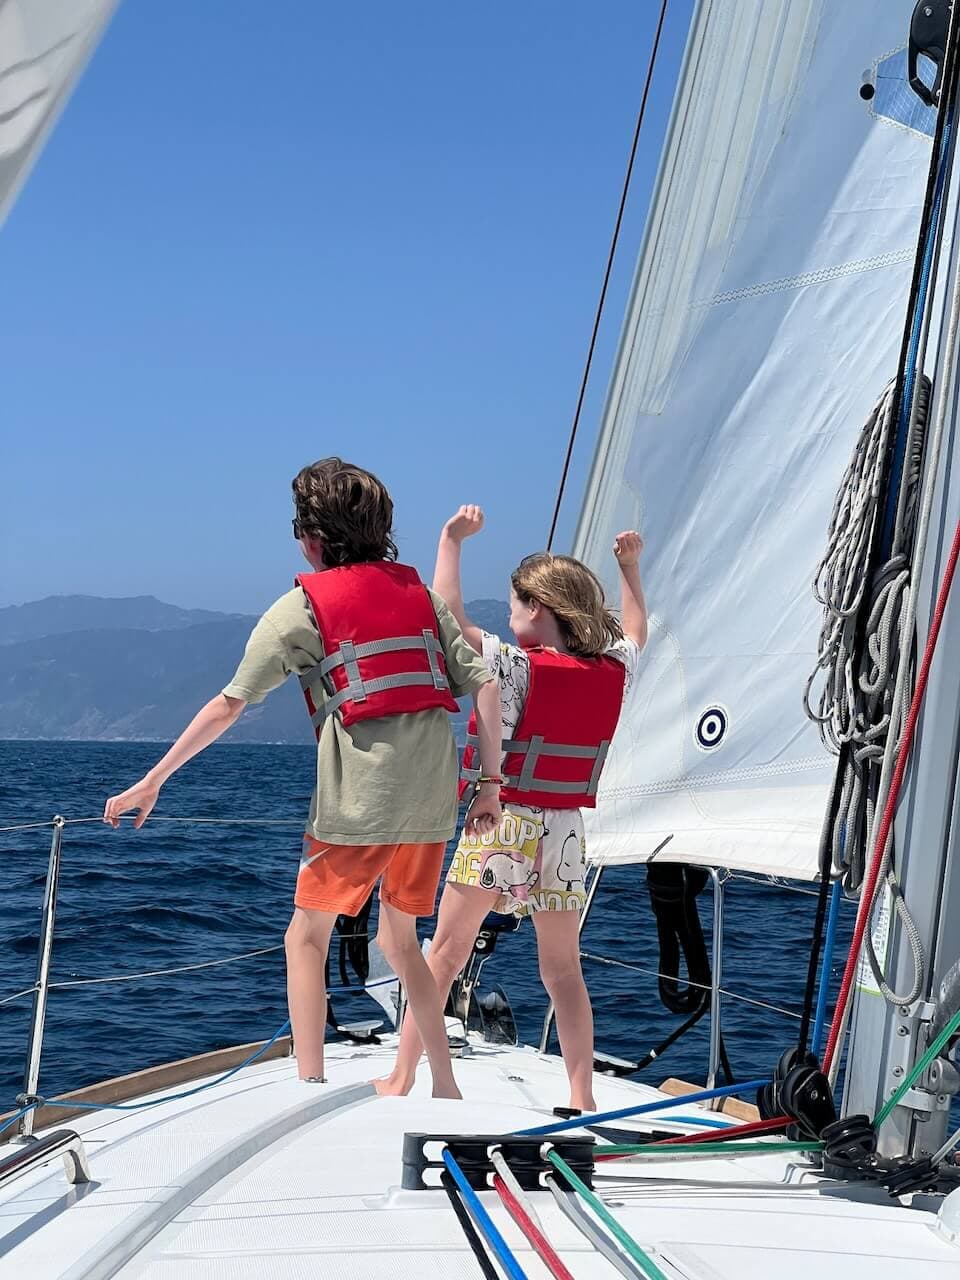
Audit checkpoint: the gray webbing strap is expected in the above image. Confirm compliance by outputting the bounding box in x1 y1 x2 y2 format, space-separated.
310 672 445 730
300 633 449 713
461 733 481 781
339 640 365 703
503 739 601 759
517 735 544 793
586 739 611 797
422 628 446 689
500 775 590 794
299 662 325 693
313 632 445 680
459 732 606 793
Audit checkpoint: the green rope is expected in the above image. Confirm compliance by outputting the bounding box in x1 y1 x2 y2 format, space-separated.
597 1140 822 1157
547 1150 669 1280
874 1006 960 1128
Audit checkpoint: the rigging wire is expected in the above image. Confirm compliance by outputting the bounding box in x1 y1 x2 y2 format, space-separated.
546 0 670 550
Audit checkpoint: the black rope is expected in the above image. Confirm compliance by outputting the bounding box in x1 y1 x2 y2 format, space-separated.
718 1026 735 1086
646 864 711 1014
796 4 960 1061
635 999 709 1072
638 862 735 1081
441 1172 500 1280
546 0 670 550
325 889 377 1031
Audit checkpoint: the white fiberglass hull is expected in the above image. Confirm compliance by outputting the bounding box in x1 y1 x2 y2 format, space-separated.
0 1034 956 1279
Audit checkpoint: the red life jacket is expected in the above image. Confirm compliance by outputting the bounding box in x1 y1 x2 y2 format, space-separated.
460 647 625 809
297 561 459 734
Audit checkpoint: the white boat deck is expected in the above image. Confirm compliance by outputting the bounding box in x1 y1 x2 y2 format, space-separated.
0 1034 957 1278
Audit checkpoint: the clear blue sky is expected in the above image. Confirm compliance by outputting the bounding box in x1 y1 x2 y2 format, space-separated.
1 1 692 614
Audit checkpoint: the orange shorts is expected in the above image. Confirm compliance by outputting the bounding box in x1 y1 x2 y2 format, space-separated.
295 836 447 917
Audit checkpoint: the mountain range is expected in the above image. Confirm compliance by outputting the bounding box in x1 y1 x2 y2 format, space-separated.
0 594 510 743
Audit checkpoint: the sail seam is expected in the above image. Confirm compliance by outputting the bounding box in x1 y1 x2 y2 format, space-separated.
693 249 914 308
601 756 828 797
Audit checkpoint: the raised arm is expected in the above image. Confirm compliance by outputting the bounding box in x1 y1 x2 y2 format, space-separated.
613 530 648 650
103 693 246 828
433 505 484 653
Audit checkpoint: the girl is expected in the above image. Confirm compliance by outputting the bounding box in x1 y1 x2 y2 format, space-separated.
376 506 647 1109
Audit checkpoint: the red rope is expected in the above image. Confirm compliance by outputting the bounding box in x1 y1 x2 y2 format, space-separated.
491 1173 575 1280
822 516 960 1075
655 1115 790 1145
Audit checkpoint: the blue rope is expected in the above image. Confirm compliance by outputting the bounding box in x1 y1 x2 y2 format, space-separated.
655 1114 731 1129
516 1077 771 1137
0 972 400 1139
40 1020 292 1115
882 111 954 551
441 1148 529 1280
0 1104 38 1141
811 879 843 1061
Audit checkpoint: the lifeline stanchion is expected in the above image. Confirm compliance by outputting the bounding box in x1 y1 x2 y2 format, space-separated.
0 972 401 1141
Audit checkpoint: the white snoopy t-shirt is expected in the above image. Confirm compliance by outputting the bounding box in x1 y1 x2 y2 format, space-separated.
447 633 639 916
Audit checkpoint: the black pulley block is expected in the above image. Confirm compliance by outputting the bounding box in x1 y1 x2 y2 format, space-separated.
779 1064 837 1139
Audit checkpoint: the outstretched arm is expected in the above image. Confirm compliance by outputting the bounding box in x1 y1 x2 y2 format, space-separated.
613 530 648 650
433 505 484 653
103 693 246 828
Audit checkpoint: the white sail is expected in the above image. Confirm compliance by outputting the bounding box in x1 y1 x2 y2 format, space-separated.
0 0 118 226
577 0 935 880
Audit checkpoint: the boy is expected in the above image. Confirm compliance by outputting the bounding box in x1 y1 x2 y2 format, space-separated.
104 458 502 1098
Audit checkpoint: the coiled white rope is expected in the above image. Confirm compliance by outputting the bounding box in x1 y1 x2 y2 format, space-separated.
804 378 930 1006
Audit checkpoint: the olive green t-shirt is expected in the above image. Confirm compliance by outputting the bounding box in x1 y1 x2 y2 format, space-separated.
222 583 489 844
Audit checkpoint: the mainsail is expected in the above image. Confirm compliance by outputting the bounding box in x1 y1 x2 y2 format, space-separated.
0 0 118 227
576 0 935 879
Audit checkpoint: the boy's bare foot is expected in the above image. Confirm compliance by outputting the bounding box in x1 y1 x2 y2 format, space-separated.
570 1096 597 1113
373 1074 415 1097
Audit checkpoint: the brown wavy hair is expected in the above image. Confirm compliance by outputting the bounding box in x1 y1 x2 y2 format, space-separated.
511 553 622 657
292 458 398 567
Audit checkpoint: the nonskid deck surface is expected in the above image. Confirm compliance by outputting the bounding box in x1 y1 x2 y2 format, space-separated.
0 1036 955 1279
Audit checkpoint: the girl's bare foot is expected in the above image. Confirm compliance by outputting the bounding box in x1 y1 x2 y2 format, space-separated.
373 1074 415 1097
570 1095 596 1113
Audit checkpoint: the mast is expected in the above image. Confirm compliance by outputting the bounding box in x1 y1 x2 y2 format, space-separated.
843 2 960 1158
843 232 960 1156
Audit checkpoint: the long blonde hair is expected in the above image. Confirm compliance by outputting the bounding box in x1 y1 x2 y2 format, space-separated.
511 553 621 658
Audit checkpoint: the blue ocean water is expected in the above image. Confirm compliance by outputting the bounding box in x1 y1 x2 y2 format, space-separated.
0 740 853 1106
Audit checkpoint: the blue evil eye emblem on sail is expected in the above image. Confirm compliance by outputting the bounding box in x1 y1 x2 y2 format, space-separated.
694 706 729 753
863 47 936 137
